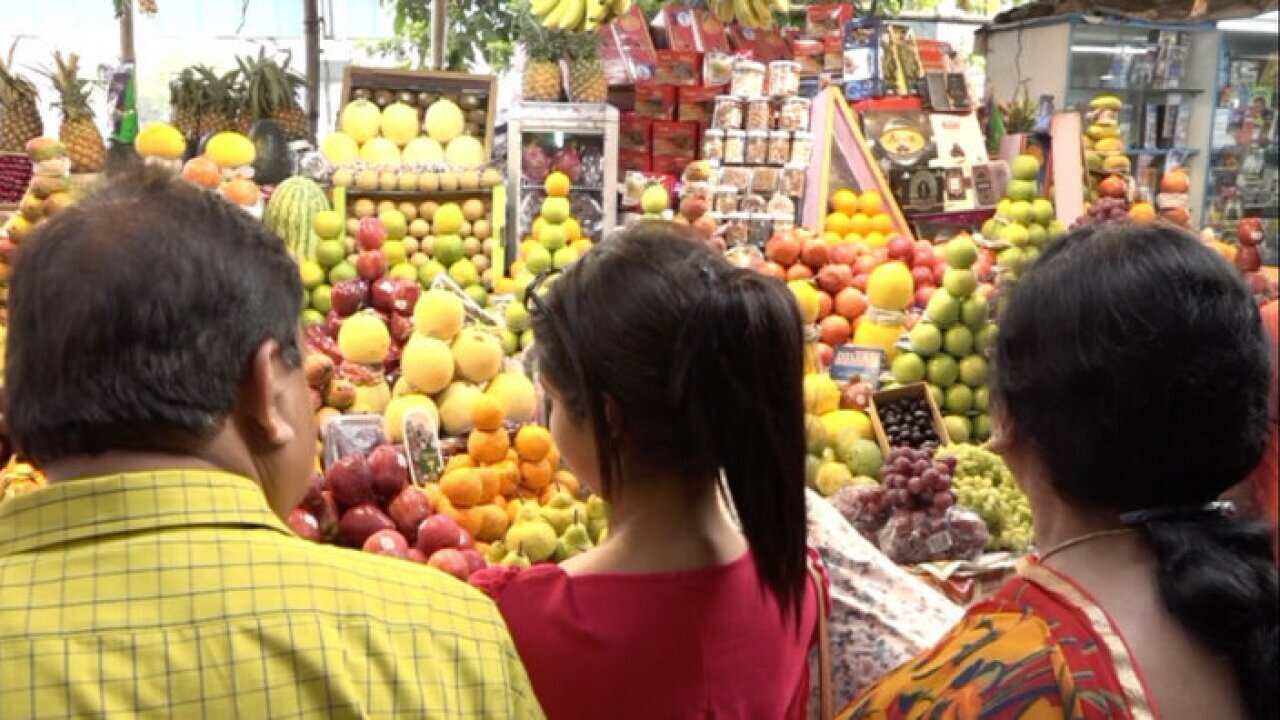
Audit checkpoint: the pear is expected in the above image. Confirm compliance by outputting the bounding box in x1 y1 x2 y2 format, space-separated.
556 515 594 562
485 540 508 564
540 490 577 535
499 545 532 568
585 495 611 544
505 515 557 562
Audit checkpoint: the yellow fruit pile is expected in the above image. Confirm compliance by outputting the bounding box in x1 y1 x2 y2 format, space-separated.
824 188 895 248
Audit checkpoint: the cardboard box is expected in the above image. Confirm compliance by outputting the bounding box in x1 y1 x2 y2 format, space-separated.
620 148 651 173
805 3 854 37
598 6 658 86
652 154 693 176
655 50 702 86
634 82 677 119
620 113 653 152
652 119 700 159
869 383 950 457
653 6 731 53
677 85 724 125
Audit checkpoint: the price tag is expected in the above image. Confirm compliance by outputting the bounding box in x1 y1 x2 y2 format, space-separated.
403 409 444 487
830 344 885 386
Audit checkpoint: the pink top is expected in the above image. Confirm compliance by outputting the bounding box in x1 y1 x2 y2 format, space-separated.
472 551 821 719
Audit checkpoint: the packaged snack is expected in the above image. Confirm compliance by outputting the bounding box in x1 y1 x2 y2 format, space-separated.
740 193 767 213
745 98 773 131
635 82 677 119
766 192 795 217
598 5 658 85
823 31 845 73
652 120 700 158
789 131 814 165
755 29 792 63
724 212 750 246
778 96 811 131
768 61 801 97
767 130 791 166
694 9 732 52
723 130 746 165
745 130 769 164
748 212 774 248
792 38 824 76
781 164 807 197
655 50 702 86
720 165 751 191
655 5 701 50
323 414 386 470
830 485 893 543
702 129 726 162
677 84 723 125
620 149 652 173
806 3 854 38
730 59 766 98
620 113 653 152
714 186 740 213
703 51 735 86
750 165 780 194
712 96 744 129
682 159 718 184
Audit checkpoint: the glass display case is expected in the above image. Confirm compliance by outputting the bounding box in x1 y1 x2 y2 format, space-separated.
1203 20 1278 265
505 103 619 259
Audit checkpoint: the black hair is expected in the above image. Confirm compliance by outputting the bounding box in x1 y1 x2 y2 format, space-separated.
6 165 303 465
531 221 809 618
993 223 1277 719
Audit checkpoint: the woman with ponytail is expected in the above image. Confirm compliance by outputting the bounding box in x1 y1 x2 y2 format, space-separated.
840 224 1278 720
470 222 821 718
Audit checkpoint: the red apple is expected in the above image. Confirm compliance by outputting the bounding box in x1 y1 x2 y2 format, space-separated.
915 285 936 307
387 485 433 542
932 263 946 285
911 265 934 288
829 242 859 266
854 255 878 275
887 235 914 262
298 472 327 515
338 503 396 547
315 490 340 541
871 247 888 262
326 454 373 509
819 314 852 346
679 195 708 221
427 548 472 581
834 287 868 321
461 548 486 574
356 251 387 282
765 232 801 266
406 548 428 563
370 277 399 313
357 217 387 250
760 261 787 280
286 508 323 541
416 514 464 557
815 342 834 370
851 273 869 292
816 263 853 295
388 312 414 344
786 264 813 281
330 280 367 317
911 246 935 268
391 281 420 315
367 444 409 501
801 238 830 269
363 528 410 558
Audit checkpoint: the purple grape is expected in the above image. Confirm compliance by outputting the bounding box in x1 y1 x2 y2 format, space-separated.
922 468 940 485
933 493 954 510
907 476 924 494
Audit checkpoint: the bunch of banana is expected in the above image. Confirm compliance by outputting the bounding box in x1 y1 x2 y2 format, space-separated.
708 0 786 29
530 0 633 32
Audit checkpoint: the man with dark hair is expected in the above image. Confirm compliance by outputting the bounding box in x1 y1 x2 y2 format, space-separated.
0 167 542 718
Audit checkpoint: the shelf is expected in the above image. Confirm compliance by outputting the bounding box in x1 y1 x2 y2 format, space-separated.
1124 147 1200 156
336 187 499 199
520 185 605 193
1069 85 1204 95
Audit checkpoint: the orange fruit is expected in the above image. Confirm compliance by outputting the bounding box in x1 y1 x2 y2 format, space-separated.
422 483 442 511
564 217 582 242
492 460 521 496
539 482 561 505
1128 202 1156 224
476 467 500 503
222 178 260 206
545 443 561 470
471 395 505 432
446 504 484 538
870 213 894 234
824 212 852 237
181 156 221 189
859 190 884 215
849 213 872 236
473 503 510 541
514 425 551 462
544 171 572 198
553 469 580 496
468 429 510 464
441 468 483 508
830 189 859 216
505 498 523 524
865 231 886 248
520 458 553 490
445 454 475 472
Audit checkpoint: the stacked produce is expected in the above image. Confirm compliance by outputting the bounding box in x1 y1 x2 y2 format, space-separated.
0 138 73 247
520 139 605 235
823 188 897 250
263 175 331 260
981 153 1064 281
1155 166 1193 228
526 0 633 34
936 443 1033 552
889 236 996 444
801 370 882 497
522 171 594 274
876 395 941 450
177 130 267 212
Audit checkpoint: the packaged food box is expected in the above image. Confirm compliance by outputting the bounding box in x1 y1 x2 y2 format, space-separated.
620 148 652 174
652 119 700 159
806 3 855 38
792 37 824 76
655 49 702 86
755 29 792 63
634 82 677 119
652 154 693 176
599 5 658 85
620 113 654 152
677 84 725 124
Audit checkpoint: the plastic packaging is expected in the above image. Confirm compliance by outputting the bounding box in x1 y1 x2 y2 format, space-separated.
768 60 801 97
830 485 893 543
704 51 735 86
781 165 807 197
750 165 780 194
789 131 814 166
720 166 752 191
322 414 386 470
767 192 795 217
877 507 989 565
767 130 792 166
730 59 766 98
701 129 725 163
779 97 811 131
723 130 746 164
712 96 744 130
714 186 740 213
739 193 768 213
745 98 773 131
745 130 769 165
747 213 773 248
724 212 750 246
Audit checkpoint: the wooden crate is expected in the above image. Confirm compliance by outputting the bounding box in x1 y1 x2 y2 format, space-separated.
340 66 498 162
868 382 950 457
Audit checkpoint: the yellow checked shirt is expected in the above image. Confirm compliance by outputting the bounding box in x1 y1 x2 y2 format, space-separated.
0 470 544 719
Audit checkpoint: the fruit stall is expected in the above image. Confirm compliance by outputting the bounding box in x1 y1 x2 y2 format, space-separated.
0 1 1277 590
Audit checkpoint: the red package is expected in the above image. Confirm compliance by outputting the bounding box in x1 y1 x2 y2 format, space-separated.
823 31 844 73
791 37 823 76
620 113 653 152
655 5 698 50
652 154 693 176
754 30 791 63
620 148 652 174
727 25 762 57
677 85 725 125
916 39 950 73
634 82 677 119
655 49 702 86
599 5 658 85
694 10 730 53
652 120 699 159
805 4 854 37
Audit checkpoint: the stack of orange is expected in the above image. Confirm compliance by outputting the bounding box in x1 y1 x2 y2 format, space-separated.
430 395 580 552
823 188 895 248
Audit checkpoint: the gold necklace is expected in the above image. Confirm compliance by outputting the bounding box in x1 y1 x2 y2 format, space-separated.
1037 528 1139 564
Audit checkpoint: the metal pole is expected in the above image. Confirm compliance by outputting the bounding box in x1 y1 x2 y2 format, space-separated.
120 1 135 64
304 0 321 137
431 0 447 70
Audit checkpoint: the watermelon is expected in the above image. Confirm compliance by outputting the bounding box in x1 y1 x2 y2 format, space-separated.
263 176 330 261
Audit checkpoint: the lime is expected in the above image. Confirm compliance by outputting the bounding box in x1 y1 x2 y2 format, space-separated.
418 260 446 287
299 261 325 289
312 210 344 240
328 261 357 284
311 284 333 313
315 239 346 269
389 263 418 282
383 240 408 266
301 308 326 327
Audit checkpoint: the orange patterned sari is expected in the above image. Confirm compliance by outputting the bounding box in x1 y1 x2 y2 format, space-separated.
837 557 1157 720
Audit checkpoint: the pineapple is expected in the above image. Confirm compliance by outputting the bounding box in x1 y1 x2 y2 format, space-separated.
521 19 564 102
238 48 311 141
565 32 607 104
0 40 43 152
44 52 105 173
193 66 237 139
168 67 200 139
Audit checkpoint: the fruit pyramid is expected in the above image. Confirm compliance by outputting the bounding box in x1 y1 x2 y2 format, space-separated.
981 152 1064 282
823 188 897 249
889 236 997 444
521 171 593 274
0 138 73 246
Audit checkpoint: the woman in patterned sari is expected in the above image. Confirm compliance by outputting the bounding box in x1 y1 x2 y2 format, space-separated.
839 224 1278 720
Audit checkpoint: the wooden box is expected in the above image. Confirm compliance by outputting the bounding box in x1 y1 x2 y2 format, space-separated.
868 382 950 456
340 66 498 161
